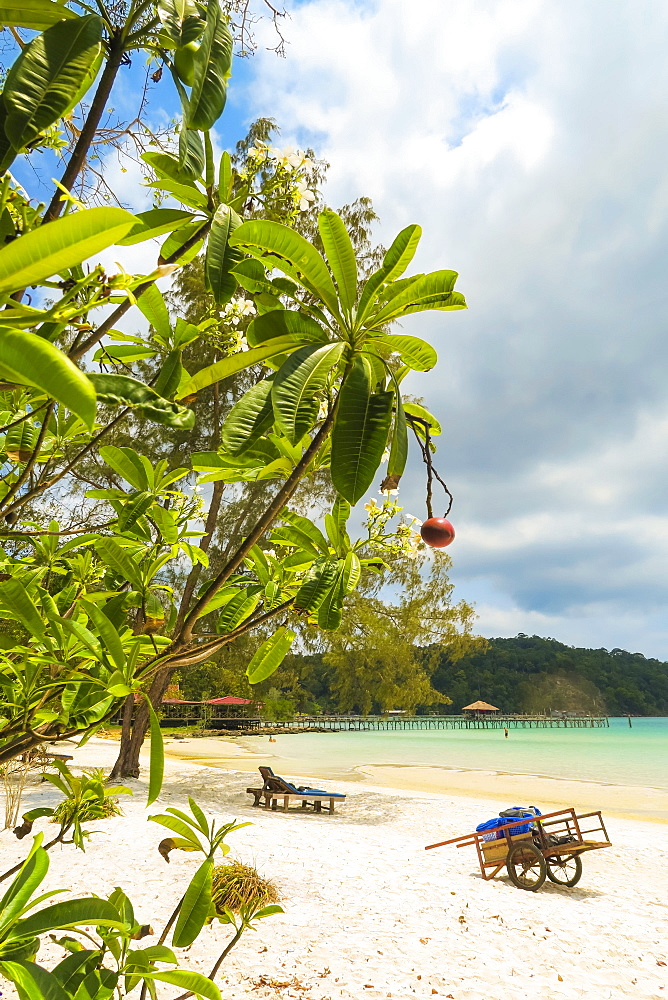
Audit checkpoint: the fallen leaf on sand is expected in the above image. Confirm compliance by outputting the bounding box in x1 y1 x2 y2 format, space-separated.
558 975 564 981
657 960 667 966
420 938 430 944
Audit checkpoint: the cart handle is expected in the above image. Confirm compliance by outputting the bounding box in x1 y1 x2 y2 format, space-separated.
425 806 583 851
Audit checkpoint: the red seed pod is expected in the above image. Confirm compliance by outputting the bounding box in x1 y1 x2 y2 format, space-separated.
420 517 455 548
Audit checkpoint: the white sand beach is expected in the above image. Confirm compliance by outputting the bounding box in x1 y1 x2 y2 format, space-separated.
1 737 667 1000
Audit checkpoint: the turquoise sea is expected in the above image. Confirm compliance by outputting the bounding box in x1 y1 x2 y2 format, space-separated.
246 717 668 791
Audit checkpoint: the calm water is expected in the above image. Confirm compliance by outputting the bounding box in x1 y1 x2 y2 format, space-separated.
250 717 668 791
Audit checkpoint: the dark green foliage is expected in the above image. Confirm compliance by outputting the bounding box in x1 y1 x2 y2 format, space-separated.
429 635 668 716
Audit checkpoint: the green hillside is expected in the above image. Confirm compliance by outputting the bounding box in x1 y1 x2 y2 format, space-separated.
429 635 668 716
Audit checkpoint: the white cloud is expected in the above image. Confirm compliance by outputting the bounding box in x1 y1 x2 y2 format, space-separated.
242 0 668 656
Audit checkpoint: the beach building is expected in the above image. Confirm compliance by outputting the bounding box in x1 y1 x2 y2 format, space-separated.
461 700 500 718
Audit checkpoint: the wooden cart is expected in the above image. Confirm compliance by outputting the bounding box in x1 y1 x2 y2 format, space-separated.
425 807 611 891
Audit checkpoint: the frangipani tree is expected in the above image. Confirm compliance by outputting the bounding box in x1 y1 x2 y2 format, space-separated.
0 0 467 781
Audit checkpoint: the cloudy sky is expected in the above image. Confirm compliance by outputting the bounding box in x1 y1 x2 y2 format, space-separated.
229 0 668 657
16 0 666 656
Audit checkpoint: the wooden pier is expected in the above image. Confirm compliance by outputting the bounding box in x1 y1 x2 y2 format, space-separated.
262 714 610 732
113 703 608 731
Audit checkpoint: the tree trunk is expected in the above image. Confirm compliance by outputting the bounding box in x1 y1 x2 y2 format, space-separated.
109 476 224 780
109 667 175 779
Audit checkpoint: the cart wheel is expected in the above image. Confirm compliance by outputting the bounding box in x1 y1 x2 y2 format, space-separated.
546 854 583 887
506 842 547 891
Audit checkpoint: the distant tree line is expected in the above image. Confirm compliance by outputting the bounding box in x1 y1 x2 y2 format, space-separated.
178 633 668 718
428 634 668 717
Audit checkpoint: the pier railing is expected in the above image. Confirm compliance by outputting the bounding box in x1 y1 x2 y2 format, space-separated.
259 714 610 731
111 703 609 730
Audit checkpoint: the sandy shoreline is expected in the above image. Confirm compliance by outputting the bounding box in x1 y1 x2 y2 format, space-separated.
156 734 668 823
1 738 667 999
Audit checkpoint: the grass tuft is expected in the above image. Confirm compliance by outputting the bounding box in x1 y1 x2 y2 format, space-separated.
211 860 280 913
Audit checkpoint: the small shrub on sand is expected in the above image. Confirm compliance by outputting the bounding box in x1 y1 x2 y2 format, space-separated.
211 861 280 913
51 768 124 825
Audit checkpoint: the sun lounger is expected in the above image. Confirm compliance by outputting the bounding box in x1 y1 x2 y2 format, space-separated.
246 766 346 813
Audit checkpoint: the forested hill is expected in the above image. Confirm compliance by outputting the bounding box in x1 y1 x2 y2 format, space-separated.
430 635 668 716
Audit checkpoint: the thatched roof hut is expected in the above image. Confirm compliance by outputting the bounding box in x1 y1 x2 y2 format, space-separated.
462 700 500 713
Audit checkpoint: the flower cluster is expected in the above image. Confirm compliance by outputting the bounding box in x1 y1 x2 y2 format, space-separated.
246 141 316 211
363 496 423 559
219 296 256 327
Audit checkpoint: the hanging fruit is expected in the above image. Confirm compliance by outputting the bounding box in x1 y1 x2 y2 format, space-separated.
420 517 455 548
6 421 38 463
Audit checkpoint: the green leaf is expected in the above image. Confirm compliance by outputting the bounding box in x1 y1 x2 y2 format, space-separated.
52 950 102 991
16 897 123 937
293 558 340 612
204 204 242 305
148 812 202 848
280 510 329 554
99 445 149 489
387 391 408 478
176 337 300 398
229 220 340 317
403 401 442 436
160 218 207 264
142 150 200 187
218 150 232 201
0 847 49 933
246 627 296 684
187 0 232 130
369 333 437 372
145 697 164 807
0 327 96 427
1 16 102 165
88 373 195 429
0 960 69 1000
154 350 183 399
150 504 179 544
93 344 156 364
246 308 326 347
137 284 172 342
330 356 394 504
368 270 464 326
0 207 135 296
145 176 208 211
179 127 205 179
118 208 194 246
317 209 357 314
145 969 222 1000
117 491 154 532
0 578 45 640
217 589 259 633
316 562 346 630
172 859 213 948
220 376 274 455
0 0 78 29
272 343 344 444
355 225 422 322
93 539 143 592
80 596 126 669
380 224 423 281
157 0 205 48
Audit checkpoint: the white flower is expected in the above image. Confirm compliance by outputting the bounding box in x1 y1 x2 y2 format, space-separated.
380 487 399 496
296 180 315 211
271 145 297 168
364 498 379 512
239 299 256 317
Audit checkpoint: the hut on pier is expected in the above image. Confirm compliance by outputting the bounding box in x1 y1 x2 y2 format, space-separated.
461 700 500 719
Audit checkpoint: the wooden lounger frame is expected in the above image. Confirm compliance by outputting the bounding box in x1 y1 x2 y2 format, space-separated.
246 787 341 812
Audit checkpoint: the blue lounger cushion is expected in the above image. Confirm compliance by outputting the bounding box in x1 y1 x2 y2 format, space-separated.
297 786 346 798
